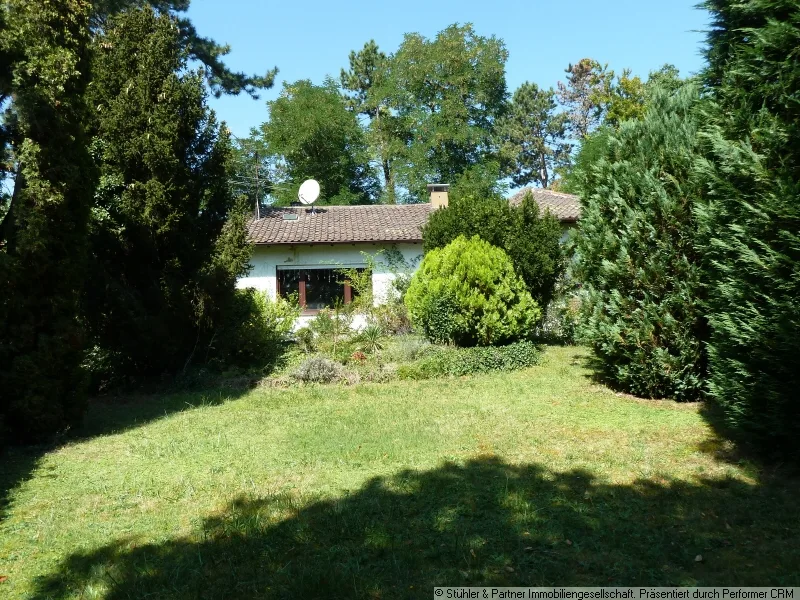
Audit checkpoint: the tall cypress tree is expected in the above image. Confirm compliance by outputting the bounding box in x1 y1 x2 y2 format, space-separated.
0 0 95 442
84 7 250 378
698 1 800 454
573 84 708 401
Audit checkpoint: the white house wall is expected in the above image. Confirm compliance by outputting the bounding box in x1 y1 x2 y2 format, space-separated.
237 242 424 327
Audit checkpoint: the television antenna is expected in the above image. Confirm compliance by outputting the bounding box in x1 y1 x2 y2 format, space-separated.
298 179 320 213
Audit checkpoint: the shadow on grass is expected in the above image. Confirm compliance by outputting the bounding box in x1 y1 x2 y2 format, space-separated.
32 456 800 599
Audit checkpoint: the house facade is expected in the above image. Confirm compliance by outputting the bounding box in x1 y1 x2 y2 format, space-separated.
238 202 433 327
238 186 580 326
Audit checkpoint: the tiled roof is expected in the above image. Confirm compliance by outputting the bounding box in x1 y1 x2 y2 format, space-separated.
509 188 581 222
248 204 433 245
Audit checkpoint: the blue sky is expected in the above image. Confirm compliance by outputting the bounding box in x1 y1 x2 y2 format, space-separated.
186 0 711 138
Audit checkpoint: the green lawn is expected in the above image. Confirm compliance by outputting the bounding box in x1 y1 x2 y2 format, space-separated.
1 346 798 599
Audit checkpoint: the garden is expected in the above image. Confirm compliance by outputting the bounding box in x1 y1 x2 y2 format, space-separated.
2 0 800 597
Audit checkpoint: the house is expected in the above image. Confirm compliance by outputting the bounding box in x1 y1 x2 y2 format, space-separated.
238 185 580 322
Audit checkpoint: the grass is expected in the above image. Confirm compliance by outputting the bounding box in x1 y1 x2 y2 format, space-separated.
1 346 799 599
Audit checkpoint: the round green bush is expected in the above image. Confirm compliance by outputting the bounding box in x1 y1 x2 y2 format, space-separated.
405 235 541 346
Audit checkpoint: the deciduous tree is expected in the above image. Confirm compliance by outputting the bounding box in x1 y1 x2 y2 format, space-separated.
260 79 378 205
387 24 508 199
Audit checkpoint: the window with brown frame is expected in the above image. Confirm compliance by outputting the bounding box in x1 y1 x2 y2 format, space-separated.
277 268 366 313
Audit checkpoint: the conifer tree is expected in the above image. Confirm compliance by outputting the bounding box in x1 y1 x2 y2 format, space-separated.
84 7 250 377
697 0 800 453
0 0 94 442
573 84 707 401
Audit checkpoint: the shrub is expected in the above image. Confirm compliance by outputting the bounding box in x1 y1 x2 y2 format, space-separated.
422 188 565 309
210 288 299 369
293 356 344 384
369 302 412 335
697 0 800 455
405 236 541 346
572 83 707 401
382 335 433 363
356 325 384 354
307 305 354 359
397 341 540 380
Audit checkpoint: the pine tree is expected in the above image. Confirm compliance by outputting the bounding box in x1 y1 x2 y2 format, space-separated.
697 0 800 454
573 84 708 401
498 82 571 189
0 0 94 442
84 7 250 378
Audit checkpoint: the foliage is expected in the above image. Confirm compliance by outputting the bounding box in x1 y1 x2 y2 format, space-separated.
260 79 378 205
396 341 540 380
306 305 355 359
340 40 401 204
209 289 300 370
572 83 707 401
498 82 571 189
370 302 413 336
337 258 375 312
380 335 433 363
697 0 800 454
535 274 582 345
559 127 613 194
405 236 540 346
385 24 508 199
82 7 250 378
422 191 564 309
596 65 685 128
556 58 612 139
293 355 344 384
89 0 276 98
356 324 384 354
0 0 94 443
597 69 647 127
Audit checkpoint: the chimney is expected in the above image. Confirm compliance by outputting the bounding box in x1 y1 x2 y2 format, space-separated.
427 183 449 209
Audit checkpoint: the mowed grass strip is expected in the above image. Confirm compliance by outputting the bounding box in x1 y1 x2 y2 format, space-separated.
1 346 798 599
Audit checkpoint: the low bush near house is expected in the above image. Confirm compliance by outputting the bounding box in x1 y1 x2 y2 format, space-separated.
356 325 384 354
397 341 540 380
370 301 412 335
210 288 300 370
405 236 541 346
293 356 344 384
305 305 356 359
382 335 433 363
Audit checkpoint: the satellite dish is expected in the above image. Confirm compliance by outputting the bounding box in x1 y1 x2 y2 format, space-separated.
298 179 320 205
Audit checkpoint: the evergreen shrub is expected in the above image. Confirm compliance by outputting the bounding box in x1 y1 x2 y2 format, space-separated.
697 0 800 454
572 84 708 401
405 236 541 346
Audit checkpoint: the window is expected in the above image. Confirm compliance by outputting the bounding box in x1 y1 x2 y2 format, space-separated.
277 268 367 313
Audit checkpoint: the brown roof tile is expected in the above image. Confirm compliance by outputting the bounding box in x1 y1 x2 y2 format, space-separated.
509 188 581 222
247 204 433 245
